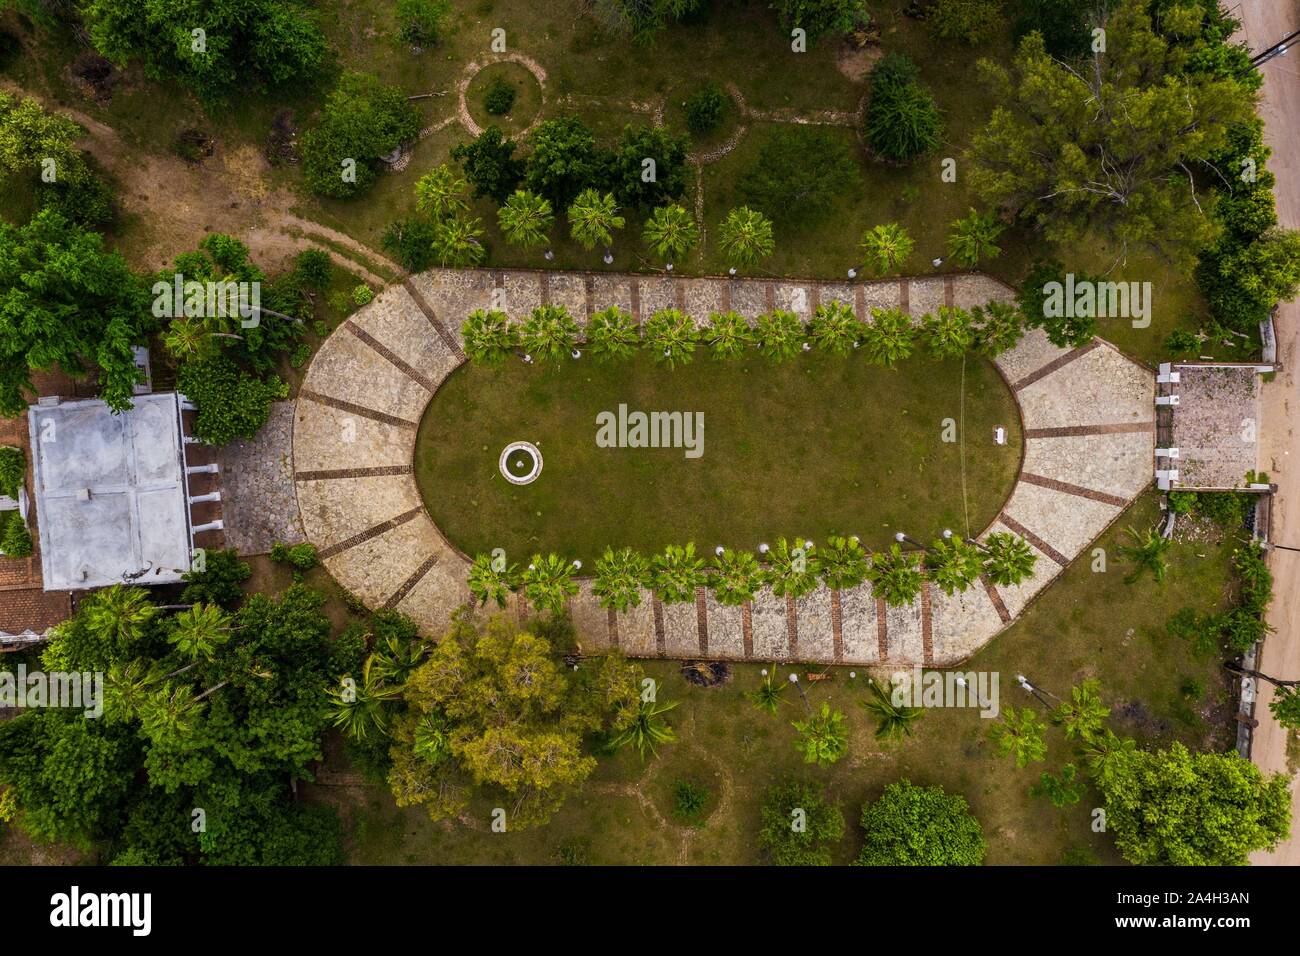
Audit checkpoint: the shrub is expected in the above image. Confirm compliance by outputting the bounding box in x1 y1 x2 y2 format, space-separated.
382 217 440 272
1164 328 1200 355
483 77 516 115
0 512 32 558
857 779 985 866
684 82 726 134
671 779 710 824
769 0 869 42
351 284 374 306
610 125 690 210
452 126 525 203
757 779 845 865
1165 606 1221 659
301 73 421 199
0 446 24 499
177 357 289 445
1196 491 1249 527
397 0 449 46
181 549 252 610
864 52 942 163
928 0 1006 44
270 541 319 575
292 249 333 291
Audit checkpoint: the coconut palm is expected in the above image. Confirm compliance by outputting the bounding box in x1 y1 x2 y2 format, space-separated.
651 543 708 604
926 534 983 595
497 189 554 252
818 535 869 590
1052 678 1110 741
162 317 221 362
83 585 158 654
862 676 924 740
642 307 700 369
519 304 580 362
754 309 804 362
1116 526 1171 584
102 660 167 723
521 553 580 614
431 215 485 266
608 695 679 759
717 206 775 271
137 682 206 744
868 543 924 607
567 188 625 252
808 300 864 356
167 603 232 662
412 711 452 766
325 655 402 741
764 537 820 598
593 547 650 612
860 222 914 275
861 307 915 367
982 532 1038 587
642 204 699 266
792 702 848 767
747 667 785 714
971 300 1025 357
414 164 470 219
461 308 518 365
987 706 1047 768
585 306 639 361
946 208 1003 267
920 305 974 359
711 548 764 606
705 310 756 359
467 551 518 608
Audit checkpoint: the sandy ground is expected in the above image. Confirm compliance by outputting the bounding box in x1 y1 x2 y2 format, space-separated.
1239 0 1300 867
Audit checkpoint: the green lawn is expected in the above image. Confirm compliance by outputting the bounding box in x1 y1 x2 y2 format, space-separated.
415 350 1022 565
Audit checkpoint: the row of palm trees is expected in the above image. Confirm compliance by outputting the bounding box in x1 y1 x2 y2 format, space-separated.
467 533 1038 617
461 296 1026 369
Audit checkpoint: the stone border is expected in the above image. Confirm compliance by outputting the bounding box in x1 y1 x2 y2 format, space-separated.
291 267 1156 666
456 53 548 140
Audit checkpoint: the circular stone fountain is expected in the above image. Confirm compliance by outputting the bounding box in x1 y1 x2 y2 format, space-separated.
499 441 543 485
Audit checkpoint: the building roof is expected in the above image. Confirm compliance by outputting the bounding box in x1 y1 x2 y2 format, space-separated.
28 393 193 591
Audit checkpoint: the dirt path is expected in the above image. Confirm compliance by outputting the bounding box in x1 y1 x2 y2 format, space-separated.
1238 0 1300 867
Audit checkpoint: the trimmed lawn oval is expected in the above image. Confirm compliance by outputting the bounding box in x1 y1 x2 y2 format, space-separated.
415 353 1023 566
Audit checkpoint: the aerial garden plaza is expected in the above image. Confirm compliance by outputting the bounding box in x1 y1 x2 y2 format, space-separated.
0 0 1297 880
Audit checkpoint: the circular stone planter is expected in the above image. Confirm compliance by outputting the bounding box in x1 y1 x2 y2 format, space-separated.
499 441 543 485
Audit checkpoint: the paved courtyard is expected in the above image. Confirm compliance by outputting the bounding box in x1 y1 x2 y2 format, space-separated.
288 267 1155 666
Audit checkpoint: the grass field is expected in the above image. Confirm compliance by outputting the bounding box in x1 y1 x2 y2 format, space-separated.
415 350 1023 564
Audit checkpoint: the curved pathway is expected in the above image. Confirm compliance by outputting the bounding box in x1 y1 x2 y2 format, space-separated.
292 267 1154 666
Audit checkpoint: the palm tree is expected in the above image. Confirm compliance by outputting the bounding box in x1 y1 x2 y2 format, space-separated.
461 309 518 365
861 307 915 367
467 552 518 608
926 534 983 595
413 711 452 766
84 585 158 653
971 300 1025 357
792 702 848 767
862 676 923 740
868 543 923 606
609 696 679 759
808 300 863 356
431 215 486 266
567 188 625 253
162 317 220 362
920 306 974 359
946 208 1003 267
593 547 650 612
325 656 402 741
1052 678 1110 741
167 603 232 661
414 164 470 219
747 667 785 714
497 189 554 253
860 222 914 275
137 682 205 744
764 536 820 598
102 660 167 723
651 542 708 604
711 548 764 605
642 204 699 268
705 310 756 359
717 206 775 272
519 304 580 362
585 306 639 360
987 706 1047 768
982 532 1038 587
521 554 580 614
818 535 869 590
370 632 430 685
642 308 700 369
754 309 804 361
1116 526 1171 584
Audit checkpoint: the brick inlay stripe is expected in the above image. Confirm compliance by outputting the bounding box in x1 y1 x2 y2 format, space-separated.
920 581 933 666
807 285 820 314
346 321 436 392
854 284 866 320
982 574 1012 624
296 465 412 482
1019 472 1128 508
675 278 686 311
1024 422 1155 439
318 506 422 560
383 551 438 610
998 512 1070 567
899 280 910 315
299 390 417 429
875 597 888 661
630 278 641 323
695 586 709 655
786 593 798 656
653 596 665 653
722 280 732 312
764 283 775 310
742 600 753 658
583 275 594 319
607 606 619 649
830 589 843 663
539 271 551 306
1012 340 1101 392
402 278 465 361
943 275 954 309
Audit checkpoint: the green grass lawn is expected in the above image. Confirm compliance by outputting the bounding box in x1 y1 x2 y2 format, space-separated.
319 492 1239 865
415 350 1022 565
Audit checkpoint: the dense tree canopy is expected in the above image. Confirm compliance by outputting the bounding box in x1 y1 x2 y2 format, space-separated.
302 72 422 198
0 91 113 226
757 778 845 865
856 779 986 865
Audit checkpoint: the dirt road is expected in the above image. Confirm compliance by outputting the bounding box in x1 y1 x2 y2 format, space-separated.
1239 0 1300 867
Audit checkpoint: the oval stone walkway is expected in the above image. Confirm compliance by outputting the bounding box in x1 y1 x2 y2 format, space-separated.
291 267 1154 666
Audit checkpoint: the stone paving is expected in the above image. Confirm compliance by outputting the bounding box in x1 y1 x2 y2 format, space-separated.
289 267 1155 666
218 401 305 554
